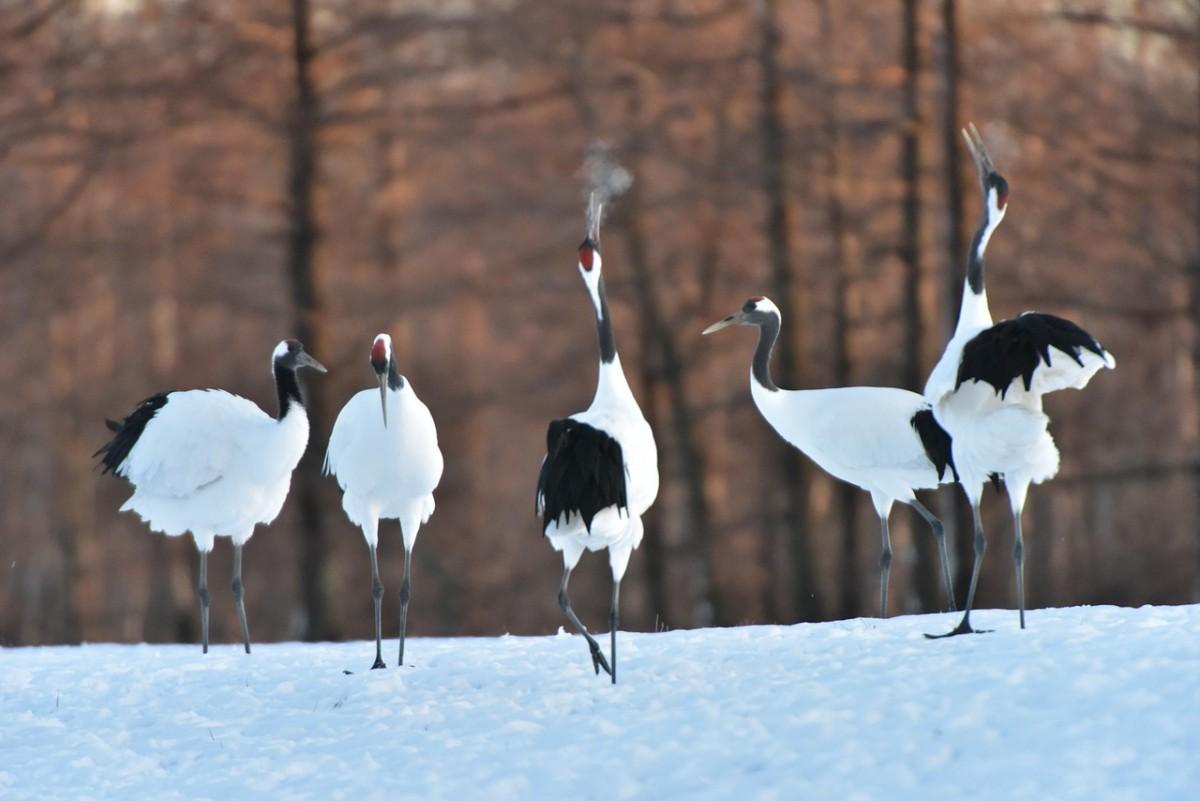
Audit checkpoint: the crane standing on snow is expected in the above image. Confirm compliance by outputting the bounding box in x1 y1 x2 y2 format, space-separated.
536 195 659 684
924 124 1114 638
96 339 326 653
703 296 959 617
324 333 443 670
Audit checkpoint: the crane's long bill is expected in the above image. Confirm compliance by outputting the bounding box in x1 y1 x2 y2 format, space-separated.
377 373 389 428
298 352 328 373
702 315 738 335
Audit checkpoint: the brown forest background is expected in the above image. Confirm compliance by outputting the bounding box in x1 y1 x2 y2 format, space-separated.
1 0 1197 647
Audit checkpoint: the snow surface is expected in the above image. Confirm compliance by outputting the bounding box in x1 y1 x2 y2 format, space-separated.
3 605 1198 801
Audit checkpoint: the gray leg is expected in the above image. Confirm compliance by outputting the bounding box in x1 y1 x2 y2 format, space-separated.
232 544 251 654
878 514 893 618
1013 509 1026 630
927 503 988 638
369 544 386 669
909 498 957 612
398 547 412 667
198 549 210 654
609 579 621 685
558 567 611 677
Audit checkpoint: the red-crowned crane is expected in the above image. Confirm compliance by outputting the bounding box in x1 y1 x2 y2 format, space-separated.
704 296 958 617
536 196 659 684
95 339 326 653
324 333 443 670
925 124 1115 638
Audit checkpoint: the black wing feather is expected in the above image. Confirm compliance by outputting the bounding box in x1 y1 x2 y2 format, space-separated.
956 312 1107 398
93 392 173 476
536 418 628 534
910 408 958 483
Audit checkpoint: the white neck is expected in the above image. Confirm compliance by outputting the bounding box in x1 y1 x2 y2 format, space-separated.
955 281 993 334
591 356 638 411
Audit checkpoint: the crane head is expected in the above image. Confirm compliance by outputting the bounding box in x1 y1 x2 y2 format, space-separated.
370 333 393 427
273 339 327 374
702 296 781 335
962 122 1009 219
578 237 605 319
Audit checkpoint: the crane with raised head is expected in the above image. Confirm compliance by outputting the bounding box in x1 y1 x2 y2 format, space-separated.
536 194 659 684
924 123 1114 638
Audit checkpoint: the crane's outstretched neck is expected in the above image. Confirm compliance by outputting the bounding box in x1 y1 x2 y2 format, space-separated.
957 190 1005 332
590 277 639 409
594 275 618 365
753 314 780 392
274 363 305 420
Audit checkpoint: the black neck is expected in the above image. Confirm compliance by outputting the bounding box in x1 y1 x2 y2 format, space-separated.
753 315 780 392
387 358 405 391
274 363 305 419
967 210 989 296
595 276 617 365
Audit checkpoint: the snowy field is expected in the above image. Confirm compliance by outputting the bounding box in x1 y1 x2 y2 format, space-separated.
3 604 1198 801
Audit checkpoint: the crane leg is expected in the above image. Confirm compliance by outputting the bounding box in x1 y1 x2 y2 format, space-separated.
369 544 386 669
927 503 989 638
878 514 893 618
398 546 412 667
1012 509 1026 630
558 567 611 678
232 544 251 654
198 549 210 654
909 499 957 612
609 579 621 685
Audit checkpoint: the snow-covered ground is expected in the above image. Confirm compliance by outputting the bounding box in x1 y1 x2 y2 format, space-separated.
2 605 1197 801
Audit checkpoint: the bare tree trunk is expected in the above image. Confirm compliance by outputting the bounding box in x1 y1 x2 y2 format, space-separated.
900 0 941 612
757 0 819 621
814 0 861 620
287 0 334 641
938 0 973 599
621 101 725 627
1192 7 1200 601
636 356 671 629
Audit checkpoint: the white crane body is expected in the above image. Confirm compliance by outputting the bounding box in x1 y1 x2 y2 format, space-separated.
117 389 309 551
924 123 1114 637
96 338 325 653
324 333 443 669
536 213 659 683
704 295 958 616
326 382 442 550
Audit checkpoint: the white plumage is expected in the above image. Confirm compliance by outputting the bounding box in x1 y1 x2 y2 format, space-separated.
97 338 326 653
925 124 1114 637
704 296 958 616
540 362 659 582
325 333 443 669
536 225 659 684
116 389 308 551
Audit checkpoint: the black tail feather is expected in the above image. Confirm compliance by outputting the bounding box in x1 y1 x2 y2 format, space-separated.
94 392 172 475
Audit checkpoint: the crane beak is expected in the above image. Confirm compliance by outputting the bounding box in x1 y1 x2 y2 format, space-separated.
377 372 389 428
702 315 738 335
296 352 328 373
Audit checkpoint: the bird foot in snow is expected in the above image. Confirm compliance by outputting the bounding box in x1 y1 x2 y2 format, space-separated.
370 656 387 670
924 619 992 639
589 643 612 677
